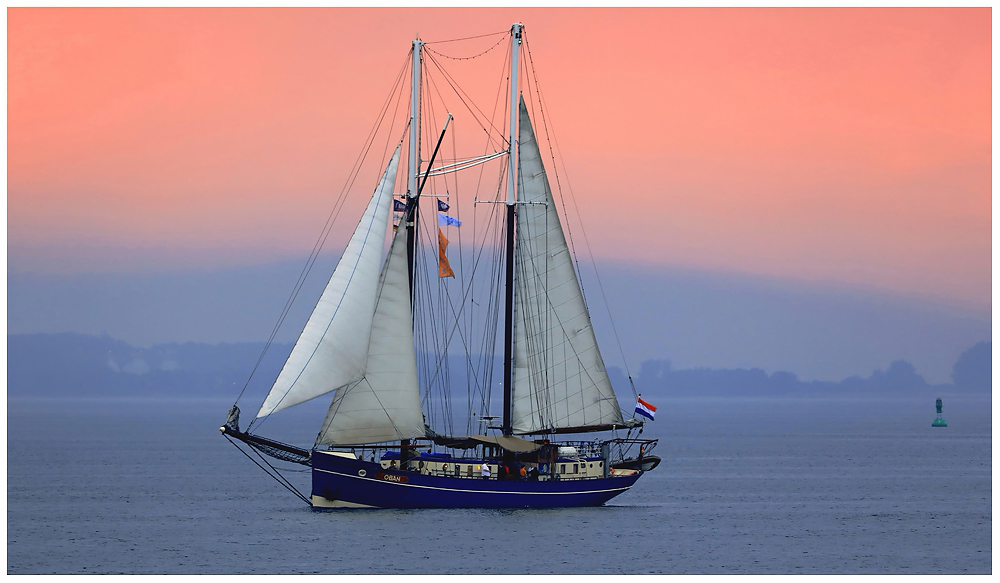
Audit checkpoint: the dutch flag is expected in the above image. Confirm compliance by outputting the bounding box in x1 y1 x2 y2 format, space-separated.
634 396 657 421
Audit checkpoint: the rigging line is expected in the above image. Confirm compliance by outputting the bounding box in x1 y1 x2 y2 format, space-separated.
524 35 638 403
251 106 411 429
428 220 457 435
515 187 620 428
315 230 408 442
444 149 482 436
424 50 509 151
225 436 310 506
481 173 507 415
445 42 511 419
423 29 508 45
252 53 409 379
319 377 407 445
468 230 503 431
424 32 508 60
419 54 508 428
411 194 506 401
463 182 505 431
425 152 508 176
256 135 406 429
413 212 443 429
239 51 412 419
414 123 476 404
411 108 448 431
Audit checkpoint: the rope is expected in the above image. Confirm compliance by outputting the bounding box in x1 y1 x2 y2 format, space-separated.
522 34 640 403
424 29 508 45
225 435 311 506
236 49 413 423
424 33 508 60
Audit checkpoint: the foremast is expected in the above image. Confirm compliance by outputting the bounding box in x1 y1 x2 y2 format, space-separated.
401 38 424 465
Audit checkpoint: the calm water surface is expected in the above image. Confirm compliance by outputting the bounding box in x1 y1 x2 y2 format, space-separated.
7 396 991 574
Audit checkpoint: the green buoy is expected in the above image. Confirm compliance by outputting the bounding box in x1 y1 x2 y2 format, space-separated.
931 398 947 427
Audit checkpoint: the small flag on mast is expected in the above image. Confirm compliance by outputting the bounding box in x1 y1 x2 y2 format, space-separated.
439 215 461 228
634 396 656 421
437 200 450 212
438 229 455 279
393 199 407 212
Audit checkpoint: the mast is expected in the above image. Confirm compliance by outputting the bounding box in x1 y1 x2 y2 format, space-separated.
406 39 423 292
502 23 522 437
402 38 422 463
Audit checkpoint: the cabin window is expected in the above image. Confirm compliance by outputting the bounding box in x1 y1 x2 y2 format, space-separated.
467 465 472 477
573 464 579 474
560 464 566 474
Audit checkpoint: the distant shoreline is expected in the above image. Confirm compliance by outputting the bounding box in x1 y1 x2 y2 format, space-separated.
7 332 991 400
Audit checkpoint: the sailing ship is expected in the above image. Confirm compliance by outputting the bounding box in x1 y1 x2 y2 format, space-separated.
221 24 659 509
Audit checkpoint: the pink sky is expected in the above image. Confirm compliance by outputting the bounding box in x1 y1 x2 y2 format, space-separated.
7 8 992 311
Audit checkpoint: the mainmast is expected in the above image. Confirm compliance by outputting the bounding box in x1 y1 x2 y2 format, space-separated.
502 23 522 437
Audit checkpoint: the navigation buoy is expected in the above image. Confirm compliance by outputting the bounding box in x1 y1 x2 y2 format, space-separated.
931 398 947 427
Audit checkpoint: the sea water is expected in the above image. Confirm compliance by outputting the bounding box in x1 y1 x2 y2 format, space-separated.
7 396 991 574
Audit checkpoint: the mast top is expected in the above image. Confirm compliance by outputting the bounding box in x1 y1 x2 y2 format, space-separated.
506 23 522 207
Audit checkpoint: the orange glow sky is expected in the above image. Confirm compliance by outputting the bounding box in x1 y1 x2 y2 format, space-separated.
7 8 992 311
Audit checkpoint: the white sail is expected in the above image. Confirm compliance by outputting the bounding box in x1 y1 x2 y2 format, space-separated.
316 222 425 445
510 100 624 434
256 146 401 418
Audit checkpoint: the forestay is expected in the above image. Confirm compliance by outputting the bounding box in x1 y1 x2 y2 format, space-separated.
510 101 624 434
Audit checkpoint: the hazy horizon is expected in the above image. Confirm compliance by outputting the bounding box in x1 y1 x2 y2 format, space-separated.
8 253 989 385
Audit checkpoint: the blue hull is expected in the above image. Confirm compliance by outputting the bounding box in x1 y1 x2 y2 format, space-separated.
310 453 642 509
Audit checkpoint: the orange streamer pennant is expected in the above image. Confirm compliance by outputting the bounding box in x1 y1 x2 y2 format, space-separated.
438 228 455 279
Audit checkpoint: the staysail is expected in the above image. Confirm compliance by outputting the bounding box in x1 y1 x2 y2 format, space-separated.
256 146 402 418
510 100 624 434
316 219 424 445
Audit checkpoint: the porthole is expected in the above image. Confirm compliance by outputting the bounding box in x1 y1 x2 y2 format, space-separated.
358 469 367 477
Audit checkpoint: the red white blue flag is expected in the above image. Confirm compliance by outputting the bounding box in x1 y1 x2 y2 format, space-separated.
635 397 657 421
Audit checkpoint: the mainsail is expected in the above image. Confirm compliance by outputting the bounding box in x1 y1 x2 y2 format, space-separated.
257 146 402 418
316 221 424 445
510 100 624 434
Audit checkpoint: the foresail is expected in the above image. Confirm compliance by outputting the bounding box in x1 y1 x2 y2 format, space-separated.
256 146 401 418
315 223 424 445
510 99 624 434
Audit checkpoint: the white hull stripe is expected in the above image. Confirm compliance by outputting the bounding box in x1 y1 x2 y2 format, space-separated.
315 467 632 496
310 495 376 509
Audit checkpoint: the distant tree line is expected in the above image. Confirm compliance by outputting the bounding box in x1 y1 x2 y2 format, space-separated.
6 333 992 399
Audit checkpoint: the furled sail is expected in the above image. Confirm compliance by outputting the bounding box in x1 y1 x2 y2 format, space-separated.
510 100 624 434
256 146 401 418
315 220 424 445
